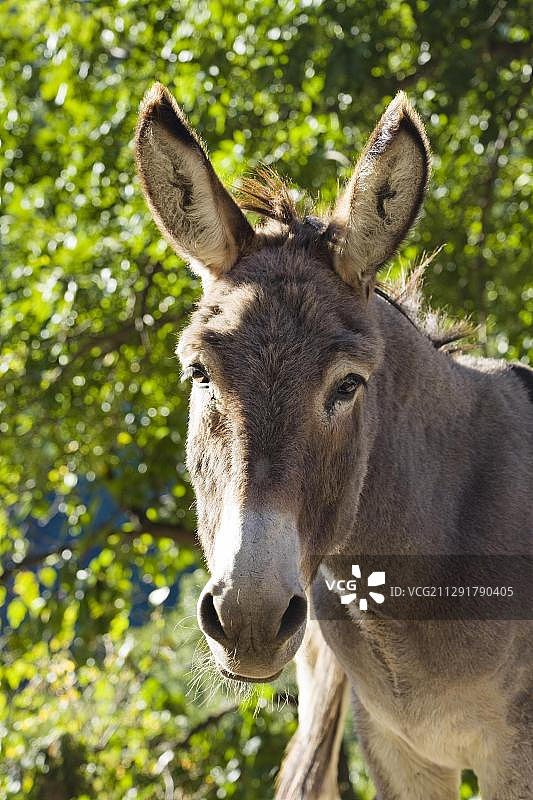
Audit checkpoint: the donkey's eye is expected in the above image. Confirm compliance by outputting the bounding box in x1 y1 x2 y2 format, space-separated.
186 363 210 386
334 373 365 401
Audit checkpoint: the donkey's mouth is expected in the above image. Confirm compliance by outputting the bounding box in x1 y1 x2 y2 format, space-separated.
219 666 283 684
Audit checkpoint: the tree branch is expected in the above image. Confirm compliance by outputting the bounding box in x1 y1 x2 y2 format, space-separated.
488 39 531 59
178 705 239 748
173 691 297 750
1 513 124 581
1 546 65 580
125 508 196 547
1 509 196 581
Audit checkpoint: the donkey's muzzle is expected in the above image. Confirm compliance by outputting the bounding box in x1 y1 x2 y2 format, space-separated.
197 584 307 679
197 505 307 678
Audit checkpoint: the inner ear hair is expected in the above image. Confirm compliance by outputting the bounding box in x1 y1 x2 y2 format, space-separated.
329 91 430 291
135 83 253 276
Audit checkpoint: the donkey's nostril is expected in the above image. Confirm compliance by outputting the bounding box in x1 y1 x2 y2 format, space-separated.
198 591 228 644
276 594 307 644
199 586 306 650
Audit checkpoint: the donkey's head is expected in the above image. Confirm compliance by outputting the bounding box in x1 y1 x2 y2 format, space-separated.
135 84 429 681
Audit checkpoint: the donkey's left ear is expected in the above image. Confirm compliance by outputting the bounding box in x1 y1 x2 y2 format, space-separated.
135 83 253 279
329 91 430 293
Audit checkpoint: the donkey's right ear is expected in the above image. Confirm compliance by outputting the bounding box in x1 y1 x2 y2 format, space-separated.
329 92 430 294
135 84 253 279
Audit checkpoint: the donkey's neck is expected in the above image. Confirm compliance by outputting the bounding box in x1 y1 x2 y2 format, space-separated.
352 295 484 555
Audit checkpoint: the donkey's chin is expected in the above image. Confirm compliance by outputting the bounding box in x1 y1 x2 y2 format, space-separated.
209 646 294 683
206 627 305 684
218 666 284 684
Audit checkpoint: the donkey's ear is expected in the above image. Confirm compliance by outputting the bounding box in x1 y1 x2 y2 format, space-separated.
135 83 253 278
330 91 430 292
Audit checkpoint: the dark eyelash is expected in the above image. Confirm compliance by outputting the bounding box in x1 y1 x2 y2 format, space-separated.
325 373 366 414
182 363 211 386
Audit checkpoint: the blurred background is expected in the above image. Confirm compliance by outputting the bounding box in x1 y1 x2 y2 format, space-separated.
0 0 531 797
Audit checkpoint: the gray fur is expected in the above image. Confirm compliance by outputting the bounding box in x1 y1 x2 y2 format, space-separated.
136 85 533 800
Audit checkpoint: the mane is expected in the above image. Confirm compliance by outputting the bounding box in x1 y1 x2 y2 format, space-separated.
378 252 475 351
237 169 474 353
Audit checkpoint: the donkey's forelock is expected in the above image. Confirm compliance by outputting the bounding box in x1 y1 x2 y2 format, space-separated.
237 166 301 228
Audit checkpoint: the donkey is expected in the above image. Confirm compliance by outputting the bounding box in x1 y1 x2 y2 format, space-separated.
135 84 533 799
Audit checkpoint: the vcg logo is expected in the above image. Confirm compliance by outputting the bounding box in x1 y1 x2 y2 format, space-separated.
325 564 386 611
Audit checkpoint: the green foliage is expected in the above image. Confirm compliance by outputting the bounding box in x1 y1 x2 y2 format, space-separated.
0 0 530 797
1 572 300 799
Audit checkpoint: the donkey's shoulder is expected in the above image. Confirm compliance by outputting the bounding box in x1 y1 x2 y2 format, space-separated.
452 353 533 409
510 363 533 405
